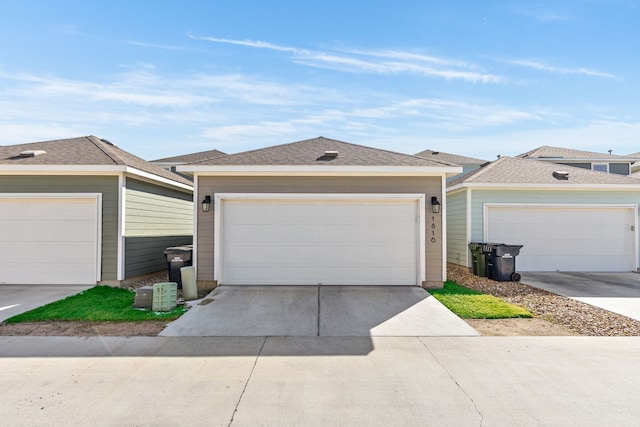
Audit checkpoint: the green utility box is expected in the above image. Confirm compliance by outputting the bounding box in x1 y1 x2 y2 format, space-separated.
152 282 178 312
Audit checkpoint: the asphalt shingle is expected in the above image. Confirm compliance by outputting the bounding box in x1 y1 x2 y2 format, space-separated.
448 156 640 187
414 149 487 165
189 136 456 167
517 145 634 160
0 136 192 186
151 149 226 163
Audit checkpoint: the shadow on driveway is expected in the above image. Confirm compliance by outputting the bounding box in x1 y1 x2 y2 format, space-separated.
160 285 479 338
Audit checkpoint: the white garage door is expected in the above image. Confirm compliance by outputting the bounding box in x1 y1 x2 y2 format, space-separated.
0 195 100 285
219 197 421 285
486 205 636 272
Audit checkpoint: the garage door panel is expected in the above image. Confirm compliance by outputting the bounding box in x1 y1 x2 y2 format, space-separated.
487 206 635 272
221 198 419 285
2 220 96 242
0 197 99 285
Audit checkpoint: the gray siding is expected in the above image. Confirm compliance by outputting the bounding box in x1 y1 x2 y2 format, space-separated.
610 163 630 175
124 178 193 278
196 176 444 286
446 190 468 267
124 235 192 278
559 162 591 170
0 175 119 280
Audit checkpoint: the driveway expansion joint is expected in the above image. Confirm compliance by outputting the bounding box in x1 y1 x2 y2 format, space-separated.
227 336 267 427
418 337 484 427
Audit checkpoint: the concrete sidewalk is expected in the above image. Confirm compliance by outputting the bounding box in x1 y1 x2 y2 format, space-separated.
1 336 639 426
159 285 479 337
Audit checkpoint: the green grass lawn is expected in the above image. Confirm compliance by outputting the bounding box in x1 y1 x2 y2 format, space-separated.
429 281 532 319
4 286 186 324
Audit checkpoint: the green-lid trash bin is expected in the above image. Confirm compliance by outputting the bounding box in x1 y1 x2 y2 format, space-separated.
468 242 488 277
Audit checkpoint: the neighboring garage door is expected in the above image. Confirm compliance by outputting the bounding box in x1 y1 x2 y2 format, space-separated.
219 196 421 285
0 195 100 285
485 204 636 272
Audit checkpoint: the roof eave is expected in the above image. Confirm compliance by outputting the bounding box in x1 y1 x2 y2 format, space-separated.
0 165 193 191
447 182 640 191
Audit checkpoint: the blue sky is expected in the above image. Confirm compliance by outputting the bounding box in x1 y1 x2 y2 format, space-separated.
1 1 639 161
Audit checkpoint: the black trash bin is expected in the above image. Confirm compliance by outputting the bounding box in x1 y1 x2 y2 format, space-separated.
468 242 488 277
163 245 193 288
485 244 523 282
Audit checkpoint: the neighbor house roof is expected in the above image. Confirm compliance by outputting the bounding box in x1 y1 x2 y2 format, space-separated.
414 149 487 165
180 137 461 175
517 146 635 161
151 149 226 164
0 135 193 188
448 156 640 189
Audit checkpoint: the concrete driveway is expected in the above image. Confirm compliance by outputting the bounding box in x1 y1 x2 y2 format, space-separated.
0 284 92 322
520 272 640 321
160 285 479 337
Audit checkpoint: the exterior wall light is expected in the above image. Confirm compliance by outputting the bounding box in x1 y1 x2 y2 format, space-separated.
431 196 441 214
201 195 211 212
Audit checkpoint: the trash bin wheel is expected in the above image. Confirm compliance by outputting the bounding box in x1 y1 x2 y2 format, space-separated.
510 272 521 282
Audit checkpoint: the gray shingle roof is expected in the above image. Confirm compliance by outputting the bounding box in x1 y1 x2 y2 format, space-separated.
517 145 632 160
414 149 487 165
151 149 226 163
0 136 192 186
190 136 456 167
448 156 640 187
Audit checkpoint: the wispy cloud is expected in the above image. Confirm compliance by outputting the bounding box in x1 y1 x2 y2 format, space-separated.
190 35 503 83
504 59 616 79
514 8 575 22
125 40 201 52
189 35 302 53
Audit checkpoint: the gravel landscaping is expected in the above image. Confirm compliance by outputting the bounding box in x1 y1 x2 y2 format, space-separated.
447 265 640 336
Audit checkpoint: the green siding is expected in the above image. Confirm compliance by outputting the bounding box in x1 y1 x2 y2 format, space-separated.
125 178 193 236
0 175 119 280
446 191 468 266
124 178 193 278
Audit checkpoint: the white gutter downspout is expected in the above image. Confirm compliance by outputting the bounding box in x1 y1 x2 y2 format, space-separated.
441 174 448 282
117 174 125 281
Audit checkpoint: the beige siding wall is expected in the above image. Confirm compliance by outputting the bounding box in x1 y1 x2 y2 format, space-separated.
0 175 119 280
196 175 444 288
124 178 193 278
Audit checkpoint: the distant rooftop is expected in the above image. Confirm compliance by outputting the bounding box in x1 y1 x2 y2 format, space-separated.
151 149 226 164
517 146 637 161
448 156 640 187
414 149 487 165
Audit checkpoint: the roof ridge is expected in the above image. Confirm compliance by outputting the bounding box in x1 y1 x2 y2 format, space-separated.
189 136 458 167
464 156 506 181
85 135 122 165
